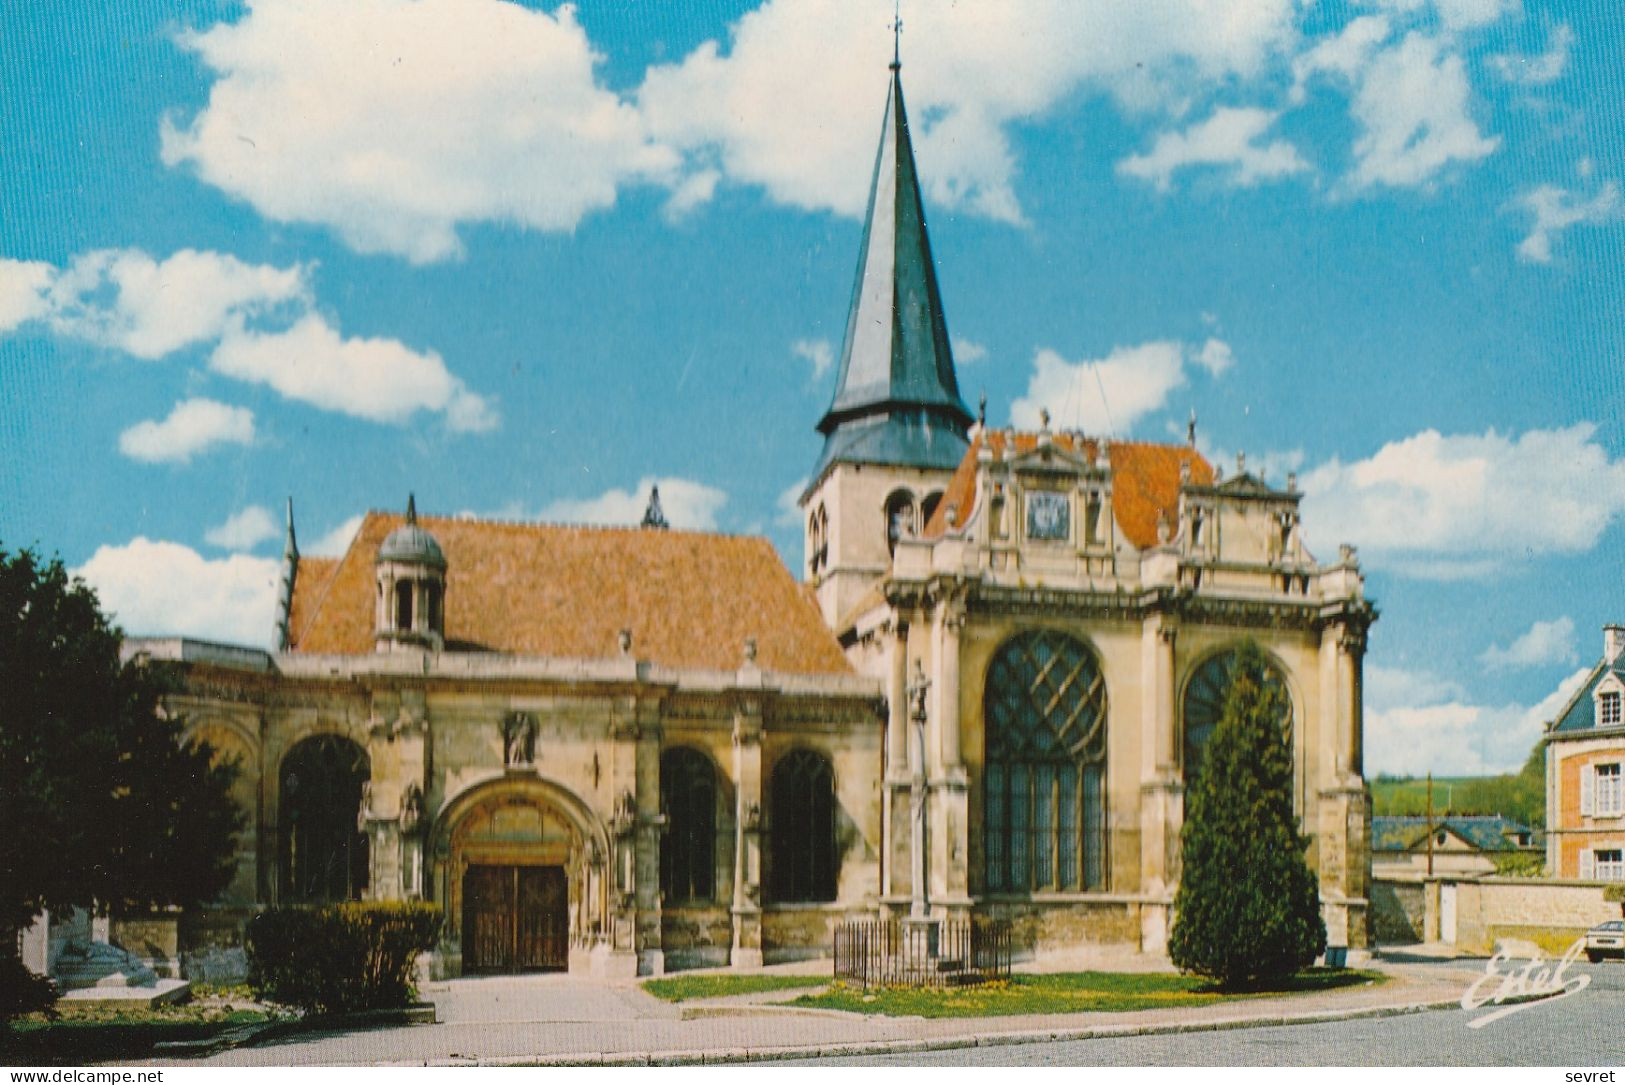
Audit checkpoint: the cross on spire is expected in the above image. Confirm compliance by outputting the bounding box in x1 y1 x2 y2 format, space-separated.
891 1 902 70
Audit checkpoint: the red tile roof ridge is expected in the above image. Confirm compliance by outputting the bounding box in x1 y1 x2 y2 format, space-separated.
360 508 760 544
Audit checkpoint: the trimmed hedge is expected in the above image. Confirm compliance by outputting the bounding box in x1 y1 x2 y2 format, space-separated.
245 902 442 1014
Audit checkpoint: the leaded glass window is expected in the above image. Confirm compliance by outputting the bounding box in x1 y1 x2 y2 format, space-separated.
983 630 1108 892
660 747 717 904
1181 649 1293 784
770 749 836 902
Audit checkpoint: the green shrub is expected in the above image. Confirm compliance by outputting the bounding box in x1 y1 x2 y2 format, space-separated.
1170 641 1326 990
245 902 442 1014
0 953 57 1022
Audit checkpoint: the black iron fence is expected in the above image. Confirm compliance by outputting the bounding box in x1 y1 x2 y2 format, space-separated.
832 918 1013 990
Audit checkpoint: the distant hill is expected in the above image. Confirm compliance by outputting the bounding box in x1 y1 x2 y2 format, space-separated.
1368 743 1545 829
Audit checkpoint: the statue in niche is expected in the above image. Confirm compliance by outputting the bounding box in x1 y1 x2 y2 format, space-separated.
502 711 538 768
356 781 374 831
400 782 423 833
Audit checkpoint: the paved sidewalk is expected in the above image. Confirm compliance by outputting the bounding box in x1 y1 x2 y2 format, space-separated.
148 960 1480 1067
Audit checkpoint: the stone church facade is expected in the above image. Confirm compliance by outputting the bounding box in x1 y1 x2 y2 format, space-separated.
128 59 1375 978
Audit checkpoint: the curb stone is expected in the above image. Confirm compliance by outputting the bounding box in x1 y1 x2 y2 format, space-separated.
424 994 1465 1067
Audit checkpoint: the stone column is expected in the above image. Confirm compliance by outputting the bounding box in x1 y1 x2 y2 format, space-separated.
634 700 665 976
930 604 970 910
884 618 916 909
1316 618 1372 953
1138 611 1179 952
730 704 764 968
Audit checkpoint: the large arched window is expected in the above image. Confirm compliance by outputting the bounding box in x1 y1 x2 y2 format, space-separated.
984 630 1108 893
279 735 370 903
770 749 836 902
660 747 717 904
1181 648 1293 784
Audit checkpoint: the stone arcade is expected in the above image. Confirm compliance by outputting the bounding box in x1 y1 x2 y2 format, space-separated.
122 57 1374 979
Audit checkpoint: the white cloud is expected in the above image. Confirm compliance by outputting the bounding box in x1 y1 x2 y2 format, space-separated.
1370 0 1515 32
162 0 675 264
1300 424 1625 577
638 0 1298 223
205 504 279 551
46 249 307 359
117 398 256 464
791 338 834 381
1491 23 1573 86
1193 338 1235 377
1515 179 1623 264
1481 617 1579 670
1011 338 1232 435
1290 15 1391 101
306 514 364 558
953 338 988 364
539 476 729 531
776 478 807 527
76 538 280 647
0 259 54 333
209 313 498 431
1366 663 1589 775
1118 107 1309 192
1347 33 1499 189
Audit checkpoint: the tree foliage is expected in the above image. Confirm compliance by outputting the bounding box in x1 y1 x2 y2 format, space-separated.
0 546 241 999
1370 741 1546 828
1169 641 1325 989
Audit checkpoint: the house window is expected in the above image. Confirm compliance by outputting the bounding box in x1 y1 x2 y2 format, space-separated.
1601 691 1622 728
983 630 1107 893
279 735 370 903
1597 849 1625 882
1597 763 1623 817
660 747 717 904
770 749 836 901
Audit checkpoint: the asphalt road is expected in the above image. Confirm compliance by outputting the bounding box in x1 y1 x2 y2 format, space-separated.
782 959 1625 1067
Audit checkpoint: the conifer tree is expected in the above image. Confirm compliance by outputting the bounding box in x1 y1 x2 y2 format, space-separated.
0 546 240 1017
1169 641 1325 989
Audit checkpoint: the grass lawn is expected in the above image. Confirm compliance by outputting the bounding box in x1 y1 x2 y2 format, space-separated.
641 973 833 1002
0 1001 282 1065
790 968 1384 1018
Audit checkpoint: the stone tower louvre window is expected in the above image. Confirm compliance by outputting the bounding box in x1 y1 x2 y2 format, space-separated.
770 749 836 902
983 630 1107 893
279 735 370 903
884 490 916 556
660 747 717 904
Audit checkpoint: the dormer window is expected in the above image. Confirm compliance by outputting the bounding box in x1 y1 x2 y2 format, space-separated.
1601 690 1622 728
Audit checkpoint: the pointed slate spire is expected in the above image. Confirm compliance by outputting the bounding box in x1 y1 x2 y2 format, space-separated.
273 497 299 651
641 484 669 530
810 60 973 483
405 493 418 524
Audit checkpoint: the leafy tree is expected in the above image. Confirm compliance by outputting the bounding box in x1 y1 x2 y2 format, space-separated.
0 546 241 1017
1169 640 1325 989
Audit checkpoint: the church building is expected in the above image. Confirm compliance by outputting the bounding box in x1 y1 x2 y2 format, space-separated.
126 56 1376 979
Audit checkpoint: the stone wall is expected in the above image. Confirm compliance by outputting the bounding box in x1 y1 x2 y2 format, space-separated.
1370 878 1424 944
977 898 1144 963
1449 878 1621 955
660 906 732 970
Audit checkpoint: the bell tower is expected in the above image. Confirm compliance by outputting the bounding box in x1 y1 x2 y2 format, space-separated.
802 52 973 629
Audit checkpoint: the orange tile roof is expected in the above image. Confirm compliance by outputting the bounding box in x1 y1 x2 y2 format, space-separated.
922 432 1213 549
287 513 852 675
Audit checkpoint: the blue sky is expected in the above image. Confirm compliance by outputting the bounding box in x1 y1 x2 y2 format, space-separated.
2 0 1622 777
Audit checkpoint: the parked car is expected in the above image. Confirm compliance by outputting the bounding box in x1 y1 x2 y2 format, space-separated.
1584 919 1624 962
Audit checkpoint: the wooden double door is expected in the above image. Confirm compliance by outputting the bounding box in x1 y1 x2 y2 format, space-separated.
462 864 568 973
